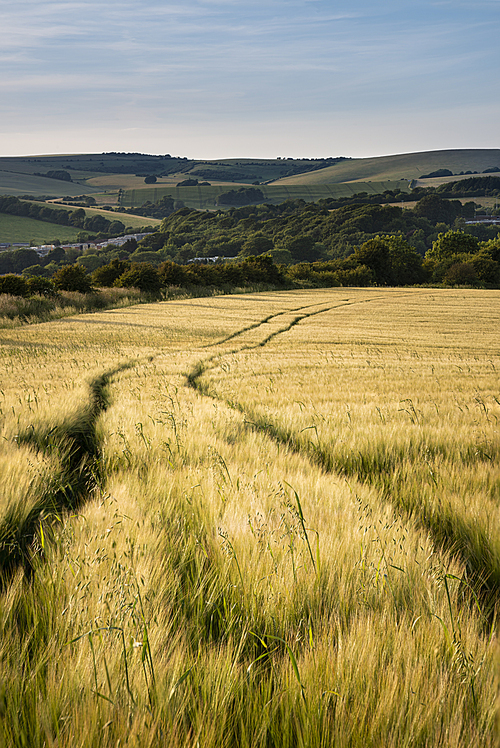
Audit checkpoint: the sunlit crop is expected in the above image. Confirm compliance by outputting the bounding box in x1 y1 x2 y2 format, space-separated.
0 287 498 747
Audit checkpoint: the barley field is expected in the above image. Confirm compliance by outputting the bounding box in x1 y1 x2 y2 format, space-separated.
0 288 498 747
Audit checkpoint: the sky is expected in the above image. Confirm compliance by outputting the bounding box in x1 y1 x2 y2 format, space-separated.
1 0 499 159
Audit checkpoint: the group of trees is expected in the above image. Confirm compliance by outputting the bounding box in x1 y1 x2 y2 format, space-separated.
120 193 490 267
0 245 75 276
1 229 499 298
33 170 73 182
216 187 265 207
286 232 500 288
435 176 500 198
119 196 177 220
94 254 284 291
0 255 287 296
423 230 500 285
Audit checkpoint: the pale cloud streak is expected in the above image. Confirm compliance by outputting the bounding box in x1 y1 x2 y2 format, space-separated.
0 0 498 157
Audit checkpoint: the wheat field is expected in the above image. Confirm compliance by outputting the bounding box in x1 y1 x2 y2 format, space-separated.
0 287 498 747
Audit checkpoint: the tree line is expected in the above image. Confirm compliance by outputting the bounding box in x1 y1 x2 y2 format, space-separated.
1 227 499 299
1 193 500 294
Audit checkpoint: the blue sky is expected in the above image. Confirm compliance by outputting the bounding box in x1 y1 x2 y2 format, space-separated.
1 0 499 158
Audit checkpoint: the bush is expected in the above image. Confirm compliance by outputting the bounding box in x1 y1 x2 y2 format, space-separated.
469 255 500 284
443 262 478 286
158 260 188 286
115 263 162 293
335 265 375 286
0 274 29 297
92 259 132 287
26 277 58 297
52 264 93 293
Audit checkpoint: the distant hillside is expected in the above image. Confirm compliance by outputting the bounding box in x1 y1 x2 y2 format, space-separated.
1 149 499 205
0 169 102 198
0 153 349 198
0 201 161 244
0 214 84 245
271 149 500 186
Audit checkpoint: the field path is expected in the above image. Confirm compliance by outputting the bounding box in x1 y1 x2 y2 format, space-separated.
185 289 500 615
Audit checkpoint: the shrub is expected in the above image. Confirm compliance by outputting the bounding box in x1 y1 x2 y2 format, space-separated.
0 274 29 297
92 259 132 287
470 255 500 284
158 260 188 286
52 264 93 293
443 262 478 286
335 264 375 286
115 263 162 293
26 277 58 297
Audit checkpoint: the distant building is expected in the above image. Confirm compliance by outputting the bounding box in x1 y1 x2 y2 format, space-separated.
465 217 500 225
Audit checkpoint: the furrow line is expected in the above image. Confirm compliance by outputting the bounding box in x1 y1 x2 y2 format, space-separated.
185 301 500 619
0 360 137 586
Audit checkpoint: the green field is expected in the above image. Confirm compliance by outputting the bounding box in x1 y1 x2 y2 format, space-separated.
0 289 498 746
0 205 161 244
120 180 410 209
38 202 162 230
0 169 101 198
0 213 84 244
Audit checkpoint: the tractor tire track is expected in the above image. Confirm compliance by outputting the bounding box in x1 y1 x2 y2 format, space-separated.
186 292 500 617
0 361 137 586
188 291 419 386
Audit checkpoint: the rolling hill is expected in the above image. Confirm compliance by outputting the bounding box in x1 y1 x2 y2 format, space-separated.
0 150 499 214
270 149 500 186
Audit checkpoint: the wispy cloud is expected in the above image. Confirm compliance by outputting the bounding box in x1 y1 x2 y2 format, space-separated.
0 0 499 156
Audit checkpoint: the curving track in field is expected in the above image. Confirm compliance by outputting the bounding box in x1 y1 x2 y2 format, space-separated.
186 292 500 616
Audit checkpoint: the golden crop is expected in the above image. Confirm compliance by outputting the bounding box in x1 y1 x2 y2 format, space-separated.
0 287 498 747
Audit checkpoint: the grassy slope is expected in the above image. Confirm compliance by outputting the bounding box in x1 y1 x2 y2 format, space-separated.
35 201 162 229
272 149 500 185
0 206 160 244
0 214 84 244
0 170 101 198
